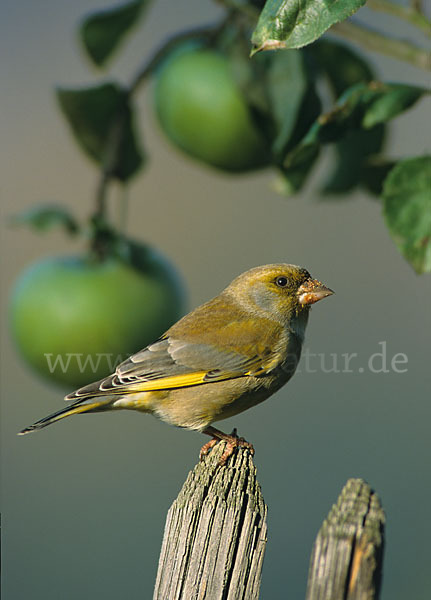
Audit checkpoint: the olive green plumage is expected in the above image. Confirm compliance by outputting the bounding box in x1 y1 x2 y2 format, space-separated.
19 264 333 443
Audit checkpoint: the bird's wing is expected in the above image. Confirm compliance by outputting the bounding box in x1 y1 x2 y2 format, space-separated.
66 334 276 401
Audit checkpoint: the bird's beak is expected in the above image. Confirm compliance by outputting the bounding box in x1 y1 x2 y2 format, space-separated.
298 278 334 305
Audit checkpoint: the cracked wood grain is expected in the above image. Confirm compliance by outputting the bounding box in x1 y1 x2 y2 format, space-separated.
305 478 385 600
153 442 267 600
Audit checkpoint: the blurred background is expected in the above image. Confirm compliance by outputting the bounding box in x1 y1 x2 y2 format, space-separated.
1 1 430 599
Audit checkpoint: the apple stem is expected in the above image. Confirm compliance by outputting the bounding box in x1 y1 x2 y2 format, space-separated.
93 108 128 222
91 22 226 240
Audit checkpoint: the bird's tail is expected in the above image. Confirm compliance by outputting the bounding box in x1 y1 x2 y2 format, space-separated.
18 399 112 435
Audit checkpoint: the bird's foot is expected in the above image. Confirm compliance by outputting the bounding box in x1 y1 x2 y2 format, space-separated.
200 426 255 466
219 428 255 466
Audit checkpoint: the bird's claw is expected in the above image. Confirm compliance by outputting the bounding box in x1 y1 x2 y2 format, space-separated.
199 437 218 461
219 430 255 465
200 427 255 466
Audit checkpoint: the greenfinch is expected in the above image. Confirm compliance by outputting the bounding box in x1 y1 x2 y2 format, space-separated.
19 264 333 462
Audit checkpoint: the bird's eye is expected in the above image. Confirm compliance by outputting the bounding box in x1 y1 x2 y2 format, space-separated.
275 276 289 288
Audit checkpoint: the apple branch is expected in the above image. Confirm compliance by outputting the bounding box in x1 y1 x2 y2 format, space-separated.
331 20 431 71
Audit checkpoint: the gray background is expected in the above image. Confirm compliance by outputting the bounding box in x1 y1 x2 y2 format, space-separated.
2 1 430 599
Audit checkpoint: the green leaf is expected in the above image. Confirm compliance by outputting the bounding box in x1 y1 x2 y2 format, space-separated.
383 156 431 274
57 83 144 181
10 205 80 235
307 39 374 98
251 0 366 54
323 125 385 194
273 83 322 195
80 0 150 67
284 82 427 169
264 49 307 158
283 82 322 151
361 84 427 128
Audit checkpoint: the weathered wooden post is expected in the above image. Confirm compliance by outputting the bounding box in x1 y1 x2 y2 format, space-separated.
153 443 267 600
306 478 385 600
154 446 385 600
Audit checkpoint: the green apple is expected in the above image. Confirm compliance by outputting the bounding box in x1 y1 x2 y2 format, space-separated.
154 47 270 172
10 249 185 388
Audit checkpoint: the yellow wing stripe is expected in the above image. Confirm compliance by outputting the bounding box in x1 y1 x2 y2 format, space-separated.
114 365 267 395
122 371 210 393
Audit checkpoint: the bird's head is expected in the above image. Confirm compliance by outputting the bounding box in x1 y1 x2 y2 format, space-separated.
226 264 334 327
